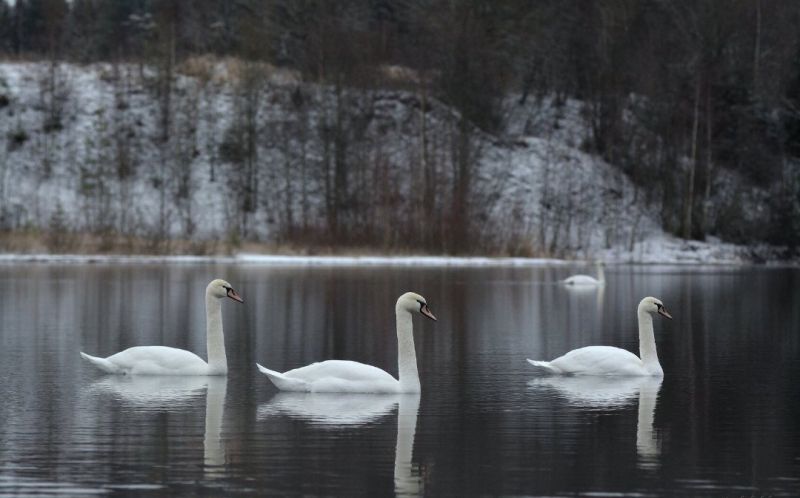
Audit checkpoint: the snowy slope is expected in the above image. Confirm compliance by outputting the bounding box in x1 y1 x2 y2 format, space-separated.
0 62 785 263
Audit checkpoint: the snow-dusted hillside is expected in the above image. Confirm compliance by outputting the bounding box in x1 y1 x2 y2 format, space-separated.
0 61 787 263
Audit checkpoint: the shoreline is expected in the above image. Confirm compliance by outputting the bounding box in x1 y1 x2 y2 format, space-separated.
0 252 794 267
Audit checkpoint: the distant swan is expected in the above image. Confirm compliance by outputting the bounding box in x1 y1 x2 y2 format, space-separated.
564 261 605 286
80 279 244 375
257 292 436 393
527 296 672 376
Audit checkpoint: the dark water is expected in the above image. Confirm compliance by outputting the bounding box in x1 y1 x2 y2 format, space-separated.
0 263 799 497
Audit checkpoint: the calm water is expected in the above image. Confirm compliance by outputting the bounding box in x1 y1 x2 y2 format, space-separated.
0 263 799 496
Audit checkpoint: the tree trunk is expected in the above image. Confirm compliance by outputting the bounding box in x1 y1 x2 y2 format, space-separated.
682 78 700 239
753 0 761 96
700 83 714 238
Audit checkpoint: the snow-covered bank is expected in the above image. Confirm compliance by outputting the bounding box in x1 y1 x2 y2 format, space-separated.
600 235 798 265
0 235 795 266
0 252 565 266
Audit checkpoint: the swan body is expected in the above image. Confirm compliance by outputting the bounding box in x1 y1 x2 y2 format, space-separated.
80 279 243 376
81 347 212 376
564 262 605 286
528 296 671 377
257 292 436 393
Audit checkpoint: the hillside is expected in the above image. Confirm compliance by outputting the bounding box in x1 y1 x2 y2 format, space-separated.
0 61 791 263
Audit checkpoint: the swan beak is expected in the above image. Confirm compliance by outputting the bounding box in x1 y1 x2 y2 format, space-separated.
227 288 244 303
421 304 437 321
658 307 672 320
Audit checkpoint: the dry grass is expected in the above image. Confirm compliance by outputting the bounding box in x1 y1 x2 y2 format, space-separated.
0 230 428 257
0 230 549 258
176 55 302 87
0 230 231 256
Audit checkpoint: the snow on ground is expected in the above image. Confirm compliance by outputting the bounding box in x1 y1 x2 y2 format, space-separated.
0 62 790 264
0 242 793 266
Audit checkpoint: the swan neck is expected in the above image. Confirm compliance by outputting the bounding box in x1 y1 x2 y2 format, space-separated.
396 306 420 393
206 291 227 375
637 310 661 375
597 264 605 283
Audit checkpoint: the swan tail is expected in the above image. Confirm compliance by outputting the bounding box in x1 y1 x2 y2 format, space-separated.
80 352 121 374
526 358 562 374
256 363 309 392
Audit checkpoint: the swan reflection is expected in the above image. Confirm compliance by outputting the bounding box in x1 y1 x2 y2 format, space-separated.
258 393 423 495
87 375 209 408
86 375 227 474
203 377 227 473
258 393 399 426
529 376 662 463
394 395 422 497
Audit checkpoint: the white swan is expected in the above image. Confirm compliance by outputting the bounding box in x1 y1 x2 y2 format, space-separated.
256 292 436 393
80 279 244 375
563 261 605 286
527 296 672 376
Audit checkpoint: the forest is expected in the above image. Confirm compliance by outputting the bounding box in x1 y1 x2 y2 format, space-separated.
0 0 799 256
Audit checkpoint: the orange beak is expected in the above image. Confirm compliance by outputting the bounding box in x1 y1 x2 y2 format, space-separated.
227 288 244 303
421 304 437 321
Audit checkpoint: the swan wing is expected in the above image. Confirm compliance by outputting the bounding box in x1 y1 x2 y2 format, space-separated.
85 346 210 375
549 346 645 376
261 360 400 393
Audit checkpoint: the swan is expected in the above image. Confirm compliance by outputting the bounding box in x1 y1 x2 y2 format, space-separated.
564 261 605 286
80 279 244 375
527 296 672 376
256 292 436 393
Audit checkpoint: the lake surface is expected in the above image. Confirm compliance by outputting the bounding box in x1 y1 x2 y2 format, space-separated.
0 262 799 496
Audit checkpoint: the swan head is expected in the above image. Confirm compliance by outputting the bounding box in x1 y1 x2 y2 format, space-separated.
638 297 672 319
207 279 244 303
397 292 437 321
